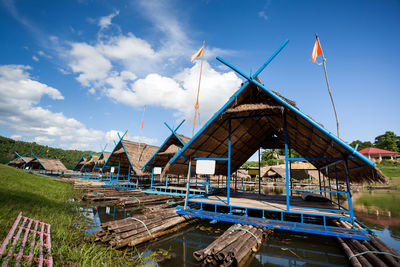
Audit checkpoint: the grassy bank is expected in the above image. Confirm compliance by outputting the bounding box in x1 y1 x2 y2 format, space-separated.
0 164 133 266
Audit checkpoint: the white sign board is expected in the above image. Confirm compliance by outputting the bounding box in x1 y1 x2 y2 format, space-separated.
153 167 162 175
196 160 216 175
110 167 115 173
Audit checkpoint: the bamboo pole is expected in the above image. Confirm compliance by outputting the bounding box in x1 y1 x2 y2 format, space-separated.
316 34 340 137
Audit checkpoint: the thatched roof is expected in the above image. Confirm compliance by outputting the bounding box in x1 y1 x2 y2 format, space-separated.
105 139 159 176
169 78 386 184
27 157 67 172
93 152 111 171
73 157 87 171
143 132 190 175
8 156 33 167
262 166 311 180
81 154 99 171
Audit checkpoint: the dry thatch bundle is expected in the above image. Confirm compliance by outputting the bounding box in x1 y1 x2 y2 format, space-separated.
105 139 159 176
168 79 386 184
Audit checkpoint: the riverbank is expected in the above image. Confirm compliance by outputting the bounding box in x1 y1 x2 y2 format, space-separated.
0 164 134 266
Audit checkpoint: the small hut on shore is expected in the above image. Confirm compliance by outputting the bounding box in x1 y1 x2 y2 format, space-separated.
26 157 68 172
8 154 33 169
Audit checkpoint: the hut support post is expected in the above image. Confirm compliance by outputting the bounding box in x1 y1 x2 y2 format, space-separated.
289 146 293 196
327 167 332 201
166 174 169 188
258 148 261 195
151 168 154 188
335 165 340 209
227 119 232 205
344 159 355 227
284 110 290 211
318 170 322 195
117 161 120 184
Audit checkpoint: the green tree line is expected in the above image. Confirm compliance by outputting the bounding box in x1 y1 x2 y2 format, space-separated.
0 136 94 170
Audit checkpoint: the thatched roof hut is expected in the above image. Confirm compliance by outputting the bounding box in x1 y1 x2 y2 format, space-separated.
169 77 386 184
81 154 99 172
26 157 68 172
8 156 33 168
73 156 87 171
143 132 190 175
93 152 111 172
261 162 319 181
104 139 159 176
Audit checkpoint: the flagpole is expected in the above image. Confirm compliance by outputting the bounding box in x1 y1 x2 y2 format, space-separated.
316 34 340 137
184 41 205 209
138 105 146 154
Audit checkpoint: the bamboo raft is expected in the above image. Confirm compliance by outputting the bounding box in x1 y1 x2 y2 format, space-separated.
336 221 400 266
95 208 196 248
193 224 270 266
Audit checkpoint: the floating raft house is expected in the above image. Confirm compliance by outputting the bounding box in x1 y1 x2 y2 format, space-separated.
72 155 87 172
169 41 386 240
141 121 201 195
103 133 159 183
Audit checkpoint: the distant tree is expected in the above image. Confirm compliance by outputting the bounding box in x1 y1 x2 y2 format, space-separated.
374 131 399 152
350 140 373 151
262 149 279 161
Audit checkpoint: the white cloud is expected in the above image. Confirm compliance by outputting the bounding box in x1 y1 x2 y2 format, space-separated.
68 42 112 86
0 65 104 150
258 11 268 20
32 55 39 61
105 61 241 123
63 0 241 128
99 10 119 30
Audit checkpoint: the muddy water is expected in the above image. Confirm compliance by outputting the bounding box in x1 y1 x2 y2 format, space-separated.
81 186 400 266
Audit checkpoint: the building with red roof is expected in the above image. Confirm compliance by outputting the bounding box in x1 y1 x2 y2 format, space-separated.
359 147 400 162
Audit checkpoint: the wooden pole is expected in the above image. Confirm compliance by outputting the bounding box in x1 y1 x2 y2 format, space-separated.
184 41 205 209
316 34 340 137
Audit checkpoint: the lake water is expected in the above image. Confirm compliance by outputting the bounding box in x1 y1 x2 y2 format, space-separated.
82 187 400 266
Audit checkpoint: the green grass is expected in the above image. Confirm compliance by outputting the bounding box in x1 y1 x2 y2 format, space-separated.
356 190 400 217
0 164 135 266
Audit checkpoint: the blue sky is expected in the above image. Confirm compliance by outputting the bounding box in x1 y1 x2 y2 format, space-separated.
0 0 399 155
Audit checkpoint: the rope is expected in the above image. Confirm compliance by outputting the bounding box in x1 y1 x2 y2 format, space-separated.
131 196 141 206
349 250 400 260
129 217 151 236
230 227 259 243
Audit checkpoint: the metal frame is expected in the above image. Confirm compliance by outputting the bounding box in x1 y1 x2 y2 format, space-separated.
167 40 377 239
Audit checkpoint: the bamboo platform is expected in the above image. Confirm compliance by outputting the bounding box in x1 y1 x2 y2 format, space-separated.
189 192 348 217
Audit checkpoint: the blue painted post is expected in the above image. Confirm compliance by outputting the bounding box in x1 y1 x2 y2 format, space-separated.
227 119 232 206
327 167 332 201
117 161 120 184
284 111 290 211
127 165 130 185
166 174 169 188
344 160 355 227
335 165 340 208
184 162 192 208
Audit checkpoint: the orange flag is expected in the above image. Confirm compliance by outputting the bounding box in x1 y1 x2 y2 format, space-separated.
311 39 322 63
140 121 143 129
191 44 204 61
